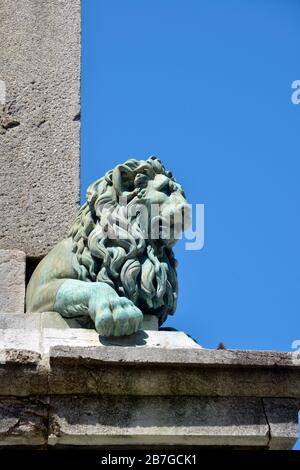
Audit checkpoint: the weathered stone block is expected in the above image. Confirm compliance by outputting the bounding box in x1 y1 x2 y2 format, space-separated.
0 313 41 352
48 396 269 447
0 314 46 396
48 345 300 398
0 397 48 446
0 250 25 313
263 398 299 450
0 351 47 397
0 0 81 257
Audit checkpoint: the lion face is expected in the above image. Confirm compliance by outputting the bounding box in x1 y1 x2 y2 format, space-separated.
132 173 191 247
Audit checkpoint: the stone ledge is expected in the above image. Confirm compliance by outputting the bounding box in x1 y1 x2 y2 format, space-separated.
0 312 299 448
1 344 300 400
47 350 300 398
0 312 200 354
48 396 270 447
0 395 297 449
0 310 300 399
49 344 300 368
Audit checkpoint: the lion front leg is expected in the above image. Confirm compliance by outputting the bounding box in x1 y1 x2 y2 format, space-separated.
54 279 143 337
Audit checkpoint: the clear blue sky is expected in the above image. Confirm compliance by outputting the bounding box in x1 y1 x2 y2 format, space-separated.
81 0 300 353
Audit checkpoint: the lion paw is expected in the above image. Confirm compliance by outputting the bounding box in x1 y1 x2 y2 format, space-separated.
91 295 143 337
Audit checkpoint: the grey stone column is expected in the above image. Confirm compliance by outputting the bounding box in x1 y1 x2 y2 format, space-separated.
0 0 81 259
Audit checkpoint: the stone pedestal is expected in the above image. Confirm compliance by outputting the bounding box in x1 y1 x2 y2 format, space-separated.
0 312 299 449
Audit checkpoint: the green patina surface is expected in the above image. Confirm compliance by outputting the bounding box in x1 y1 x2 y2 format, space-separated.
26 157 189 337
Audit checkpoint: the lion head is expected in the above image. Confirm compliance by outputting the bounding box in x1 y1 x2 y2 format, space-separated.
69 157 190 325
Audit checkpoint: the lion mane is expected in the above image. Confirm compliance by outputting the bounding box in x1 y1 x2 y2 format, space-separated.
69 157 180 325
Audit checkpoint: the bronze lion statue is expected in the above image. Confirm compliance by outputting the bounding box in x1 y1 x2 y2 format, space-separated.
26 157 190 336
